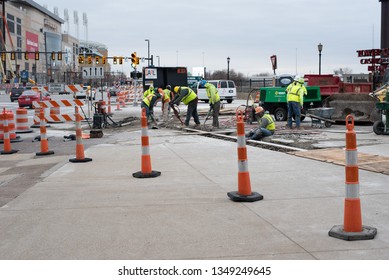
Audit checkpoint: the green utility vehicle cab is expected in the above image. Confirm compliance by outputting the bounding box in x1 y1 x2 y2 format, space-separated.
259 86 322 121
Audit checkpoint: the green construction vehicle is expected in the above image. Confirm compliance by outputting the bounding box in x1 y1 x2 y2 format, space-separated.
371 68 389 135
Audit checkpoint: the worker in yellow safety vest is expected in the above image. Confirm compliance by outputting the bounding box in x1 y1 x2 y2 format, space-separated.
143 85 155 98
157 86 173 122
200 80 221 128
141 89 161 125
170 86 200 127
246 106 275 140
285 76 307 129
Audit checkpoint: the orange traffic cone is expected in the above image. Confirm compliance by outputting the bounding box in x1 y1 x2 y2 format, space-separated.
329 115 377 241
69 106 92 163
132 108 161 178
36 108 54 156
227 110 263 202
1 108 18 154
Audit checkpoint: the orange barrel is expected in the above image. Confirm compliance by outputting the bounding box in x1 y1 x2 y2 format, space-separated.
0 110 17 140
16 107 33 133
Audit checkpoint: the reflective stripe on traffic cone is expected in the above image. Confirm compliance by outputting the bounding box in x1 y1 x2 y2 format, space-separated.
1 108 18 154
227 110 263 202
36 108 54 156
69 106 92 163
132 107 161 178
329 115 377 241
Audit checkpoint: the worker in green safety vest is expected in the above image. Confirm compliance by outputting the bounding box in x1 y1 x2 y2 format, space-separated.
285 76 307 129
200 80 221 128
170 86 201 127
246 106 275 140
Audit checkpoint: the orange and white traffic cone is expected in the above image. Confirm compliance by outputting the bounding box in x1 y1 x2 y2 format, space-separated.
227 110 263 202
36 108 54 156
132 107 161 178
1 108 18 154
107 91 112 115
69 106 92 163
329 115 377 241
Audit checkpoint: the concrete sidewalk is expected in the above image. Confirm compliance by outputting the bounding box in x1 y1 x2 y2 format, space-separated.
0 124 388 260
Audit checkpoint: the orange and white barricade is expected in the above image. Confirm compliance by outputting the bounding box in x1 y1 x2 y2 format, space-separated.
132 107 161 178
227 110 263 202
329 115 377 241
0 110 20 141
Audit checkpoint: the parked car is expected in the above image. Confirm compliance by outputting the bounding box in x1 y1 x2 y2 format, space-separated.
10 87 31 102
18 90 51 108
196 80 236 103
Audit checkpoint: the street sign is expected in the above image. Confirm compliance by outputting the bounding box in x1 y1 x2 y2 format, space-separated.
82 67 104 78
20 70 29 83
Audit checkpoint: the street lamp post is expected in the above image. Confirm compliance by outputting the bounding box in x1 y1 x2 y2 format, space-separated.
227 57 230 80
145 39 150 66
318 43 323 75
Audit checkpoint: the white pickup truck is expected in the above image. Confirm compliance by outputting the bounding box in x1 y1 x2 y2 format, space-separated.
196 79 236 103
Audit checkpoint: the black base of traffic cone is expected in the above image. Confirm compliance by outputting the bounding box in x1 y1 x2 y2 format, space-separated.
328 225 377 241
227 191 263 202
1 149 18 154
69 157 93 163
132 170 161 178
36 151 55 156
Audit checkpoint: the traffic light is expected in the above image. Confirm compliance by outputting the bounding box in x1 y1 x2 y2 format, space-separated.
1 53 5 61
135 56 140 65
35 52 40 60
113 56 117 64
95 56 100 64
10 52 15 60
25 52 29 60
51 52 56 60
131 52 136 64
87 55 92 64
78 55 84 64
57 52 62 60
119 56 123 64
102 56 106 64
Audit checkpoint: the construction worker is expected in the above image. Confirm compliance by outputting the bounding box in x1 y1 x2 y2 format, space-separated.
285 76 307 129
170 86 200 127
246 106 275 140
141 89 161 126
143 85 154 98
157 87 172 122
200 80 221 128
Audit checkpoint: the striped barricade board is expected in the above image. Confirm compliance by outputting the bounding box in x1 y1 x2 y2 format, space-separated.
32 100 85 108
33 114 84 123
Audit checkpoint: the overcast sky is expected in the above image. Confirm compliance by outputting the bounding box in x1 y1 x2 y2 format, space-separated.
37 0 382 77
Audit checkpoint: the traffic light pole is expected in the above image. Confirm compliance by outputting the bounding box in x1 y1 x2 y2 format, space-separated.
133 66 138 106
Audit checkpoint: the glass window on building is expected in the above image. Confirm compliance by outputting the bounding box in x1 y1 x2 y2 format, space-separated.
7 14 15 34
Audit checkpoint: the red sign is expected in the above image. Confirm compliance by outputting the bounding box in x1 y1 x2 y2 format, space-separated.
357 48 389 72
25 31 39 59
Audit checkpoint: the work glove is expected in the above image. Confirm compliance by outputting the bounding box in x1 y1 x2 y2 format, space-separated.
209 103 214 109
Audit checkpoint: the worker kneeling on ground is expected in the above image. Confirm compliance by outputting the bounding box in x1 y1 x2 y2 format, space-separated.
246 106 275 140
170 86 200 127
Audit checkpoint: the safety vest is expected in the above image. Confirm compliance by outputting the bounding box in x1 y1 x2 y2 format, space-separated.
143 88 154 98
179 87 197 105
142 94 155 107
162 89 172 102
259 113 275 131
287 82 305 103
205 83 220 104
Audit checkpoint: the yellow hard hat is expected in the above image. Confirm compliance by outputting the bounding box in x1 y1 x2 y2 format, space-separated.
174 86 180 93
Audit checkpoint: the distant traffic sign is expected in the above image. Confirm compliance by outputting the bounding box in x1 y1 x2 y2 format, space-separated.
82 67 104 78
